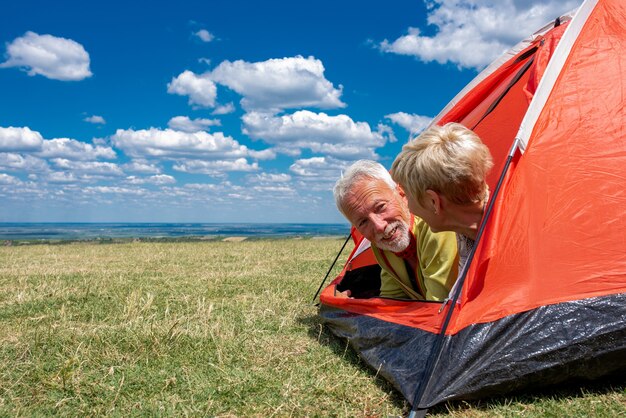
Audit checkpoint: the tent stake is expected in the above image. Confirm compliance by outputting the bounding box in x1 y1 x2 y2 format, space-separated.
311 232 352 303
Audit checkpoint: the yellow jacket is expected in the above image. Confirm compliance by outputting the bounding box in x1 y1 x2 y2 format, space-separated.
371 215 458 301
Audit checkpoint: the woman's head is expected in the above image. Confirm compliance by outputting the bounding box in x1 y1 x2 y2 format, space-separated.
391 122 493 207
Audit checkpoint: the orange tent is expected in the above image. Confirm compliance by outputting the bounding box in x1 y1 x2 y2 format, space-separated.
318 0 626 413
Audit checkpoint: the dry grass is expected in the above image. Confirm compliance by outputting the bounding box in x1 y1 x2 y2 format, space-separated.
0 239 624 417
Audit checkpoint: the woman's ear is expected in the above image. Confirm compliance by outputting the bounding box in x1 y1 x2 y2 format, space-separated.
425 189 442 214
396 184 406 198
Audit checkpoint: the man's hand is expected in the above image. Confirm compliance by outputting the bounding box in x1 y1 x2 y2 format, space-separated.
335 289 352 298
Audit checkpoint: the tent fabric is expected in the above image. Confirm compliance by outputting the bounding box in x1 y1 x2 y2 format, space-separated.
430 9 576 130
516 0 599 151
319 0 626 409
457 0 626 330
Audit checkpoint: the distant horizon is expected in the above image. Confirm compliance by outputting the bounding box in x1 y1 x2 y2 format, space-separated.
0 221 349 225
0 222 350 240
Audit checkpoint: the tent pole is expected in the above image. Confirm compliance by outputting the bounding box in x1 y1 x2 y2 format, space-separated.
408 138 522 415
311 232 352 303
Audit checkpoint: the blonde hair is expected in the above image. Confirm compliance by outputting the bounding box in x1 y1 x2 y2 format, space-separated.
391 122 493 205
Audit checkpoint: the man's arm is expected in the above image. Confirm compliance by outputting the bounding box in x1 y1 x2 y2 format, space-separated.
373 245 424 300
379 268 413 299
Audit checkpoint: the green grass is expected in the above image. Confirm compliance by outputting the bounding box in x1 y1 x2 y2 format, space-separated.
0 239 624 417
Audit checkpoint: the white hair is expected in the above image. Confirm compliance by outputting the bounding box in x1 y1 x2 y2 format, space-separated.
333 160 396 216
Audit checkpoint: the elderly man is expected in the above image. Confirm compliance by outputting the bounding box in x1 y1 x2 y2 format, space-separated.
334 160 458 301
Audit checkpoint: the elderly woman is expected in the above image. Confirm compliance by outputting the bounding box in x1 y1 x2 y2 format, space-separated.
391 122 493 270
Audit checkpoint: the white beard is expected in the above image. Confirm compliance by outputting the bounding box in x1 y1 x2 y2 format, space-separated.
374 220 410 253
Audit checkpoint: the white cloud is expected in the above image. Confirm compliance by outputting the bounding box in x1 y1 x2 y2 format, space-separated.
38 137 116 160
45 171 78 184
149 174 176 184
173 158 259 175
84 115 106 124
0 31 92 80
123 159 161 174
247 173 292 183
249 149 276 160
289 156 349 179
245 172 296 196
379 0 579 69
251 184 295 195
167 70 217 107
288 156 351 193
290 157 333 177
210 56 345 112
183 182 224 191
242 110 392 159
50 158 124 176
83 186 147 196
376 123 398 144
111 128 274 160
386 112 432 136
0 181 46 199
167 116 221 132
212 102 235 115
0 173 20 185
195 29 215 42
125 174 176 185
170 180 300 204
226 192 254 201
168 56 345 113
0 127 115 161
0 153 49 172
0 126 43 152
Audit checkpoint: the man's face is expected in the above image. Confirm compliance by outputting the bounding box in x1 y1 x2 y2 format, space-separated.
343 177 411 252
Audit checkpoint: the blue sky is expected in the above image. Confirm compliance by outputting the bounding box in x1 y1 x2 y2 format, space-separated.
0 0 578 223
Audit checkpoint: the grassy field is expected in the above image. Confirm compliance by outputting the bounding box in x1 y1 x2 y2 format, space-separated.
0 238 624 417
